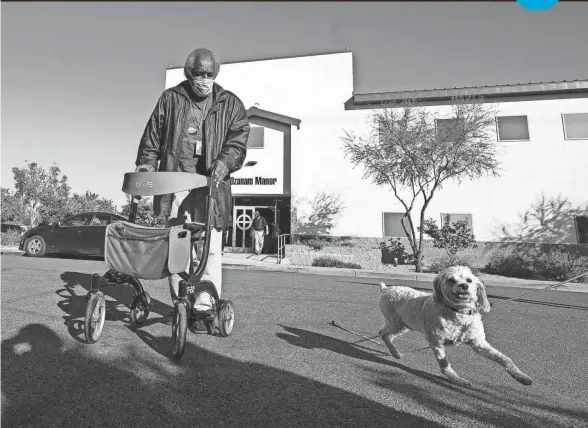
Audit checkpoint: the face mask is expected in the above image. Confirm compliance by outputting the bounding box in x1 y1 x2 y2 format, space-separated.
192 77 214 97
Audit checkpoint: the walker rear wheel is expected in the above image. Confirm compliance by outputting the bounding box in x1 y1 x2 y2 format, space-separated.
130 292 151 325
85 291 106 344
172 301 188 359
217 300 235 337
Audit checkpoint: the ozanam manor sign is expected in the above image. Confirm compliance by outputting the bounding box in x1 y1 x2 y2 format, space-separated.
231 177 278 186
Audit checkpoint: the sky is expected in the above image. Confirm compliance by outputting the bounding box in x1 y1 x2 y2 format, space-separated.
2 1 588 209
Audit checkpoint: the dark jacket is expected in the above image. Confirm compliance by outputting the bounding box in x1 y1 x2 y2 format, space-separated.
135 80 250 230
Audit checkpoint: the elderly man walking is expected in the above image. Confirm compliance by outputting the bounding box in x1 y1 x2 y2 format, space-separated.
135 47 250 319
251 211 268 255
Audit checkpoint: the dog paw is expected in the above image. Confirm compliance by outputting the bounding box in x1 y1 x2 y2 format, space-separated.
385 349 402 359
449 376 472 388
513 372 533 386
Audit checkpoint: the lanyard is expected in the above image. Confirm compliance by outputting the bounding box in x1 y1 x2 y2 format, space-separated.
187 96 209 135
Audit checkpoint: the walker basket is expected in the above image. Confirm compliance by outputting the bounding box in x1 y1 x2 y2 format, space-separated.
104 221 191 280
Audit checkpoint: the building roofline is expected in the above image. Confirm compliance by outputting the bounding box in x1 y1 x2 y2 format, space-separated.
166 49 352 71
247 107 302 129
345 79 588 110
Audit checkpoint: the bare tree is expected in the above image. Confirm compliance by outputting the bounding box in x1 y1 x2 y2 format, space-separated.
291 190 345 236
341 96 500 272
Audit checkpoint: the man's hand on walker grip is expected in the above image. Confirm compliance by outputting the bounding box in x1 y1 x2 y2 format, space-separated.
210 160 228 188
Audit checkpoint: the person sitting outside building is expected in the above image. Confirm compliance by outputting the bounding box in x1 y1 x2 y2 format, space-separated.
251 211 268 255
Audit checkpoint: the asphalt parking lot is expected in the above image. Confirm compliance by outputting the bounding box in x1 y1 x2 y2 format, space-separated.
2 253 588 428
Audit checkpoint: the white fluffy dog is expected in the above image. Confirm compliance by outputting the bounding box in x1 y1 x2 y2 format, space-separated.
378 266 533 387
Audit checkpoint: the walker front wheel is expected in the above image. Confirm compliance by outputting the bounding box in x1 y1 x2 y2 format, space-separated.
172 301 188 359
85 291 106 344
218 300 235 337
130 291 151 325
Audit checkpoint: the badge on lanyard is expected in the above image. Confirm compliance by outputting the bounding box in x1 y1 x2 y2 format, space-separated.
187 98 208 157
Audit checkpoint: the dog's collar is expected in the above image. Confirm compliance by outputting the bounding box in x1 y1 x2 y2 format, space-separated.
435 295 478 315
447 305 476 316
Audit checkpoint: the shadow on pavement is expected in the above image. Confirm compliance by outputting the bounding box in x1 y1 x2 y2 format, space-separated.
276 325 471 392
56 271 174 342
275 325 588 428
19 252 104 261
367 365 588 428
1 323 443 428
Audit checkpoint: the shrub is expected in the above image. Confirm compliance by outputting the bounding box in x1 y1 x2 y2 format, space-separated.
380 238 414 265
312 256 361 269
1 230 23 247
482 248 535 279
533 252 588 283
305 238 329 251
421 216 477 256
428 252 482 274
482 248 588 283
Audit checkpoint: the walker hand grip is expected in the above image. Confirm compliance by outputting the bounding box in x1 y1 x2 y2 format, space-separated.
183 222 206 231
122 172 210 196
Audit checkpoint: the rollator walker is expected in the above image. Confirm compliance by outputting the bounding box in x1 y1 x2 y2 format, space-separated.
83 171 234 359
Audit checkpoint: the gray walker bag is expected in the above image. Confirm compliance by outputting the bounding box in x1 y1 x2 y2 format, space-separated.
103 171 209 280
104 221 191 280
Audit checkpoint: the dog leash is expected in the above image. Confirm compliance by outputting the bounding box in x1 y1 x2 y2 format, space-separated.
488 270 588 308
327 320 431 353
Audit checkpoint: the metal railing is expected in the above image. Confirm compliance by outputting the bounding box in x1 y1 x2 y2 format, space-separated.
277 234 291 264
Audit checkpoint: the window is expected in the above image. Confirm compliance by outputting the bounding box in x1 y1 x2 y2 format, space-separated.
61 214 91 227
90 214 111 226
435 118 464 142
575 216 588 245
495 116 530 141
441 213 474 233
382 212 409 237
247 126 265 149
562 113 588 140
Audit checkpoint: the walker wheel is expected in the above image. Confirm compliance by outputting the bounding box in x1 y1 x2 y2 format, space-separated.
130 292 151 325
217 300 235 337
172 300 188 359
85 291 106 344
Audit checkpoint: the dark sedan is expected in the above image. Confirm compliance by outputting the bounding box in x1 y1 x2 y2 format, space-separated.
19 212 128 258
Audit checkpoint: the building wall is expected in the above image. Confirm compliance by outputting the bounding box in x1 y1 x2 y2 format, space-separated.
339 98 588 243
165 53 588 243
230 125 285 196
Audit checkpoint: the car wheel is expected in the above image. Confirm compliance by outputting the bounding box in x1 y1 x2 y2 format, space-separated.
25 235 47 257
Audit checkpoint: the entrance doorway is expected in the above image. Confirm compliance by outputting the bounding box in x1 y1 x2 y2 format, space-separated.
232 205 275 252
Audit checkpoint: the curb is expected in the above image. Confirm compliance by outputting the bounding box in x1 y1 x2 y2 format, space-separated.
3 246 585 293
221 263 588 292
0 247 23 255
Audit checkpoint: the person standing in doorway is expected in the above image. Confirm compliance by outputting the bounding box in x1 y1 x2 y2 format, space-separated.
134 47 250 320
251 211 268 255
